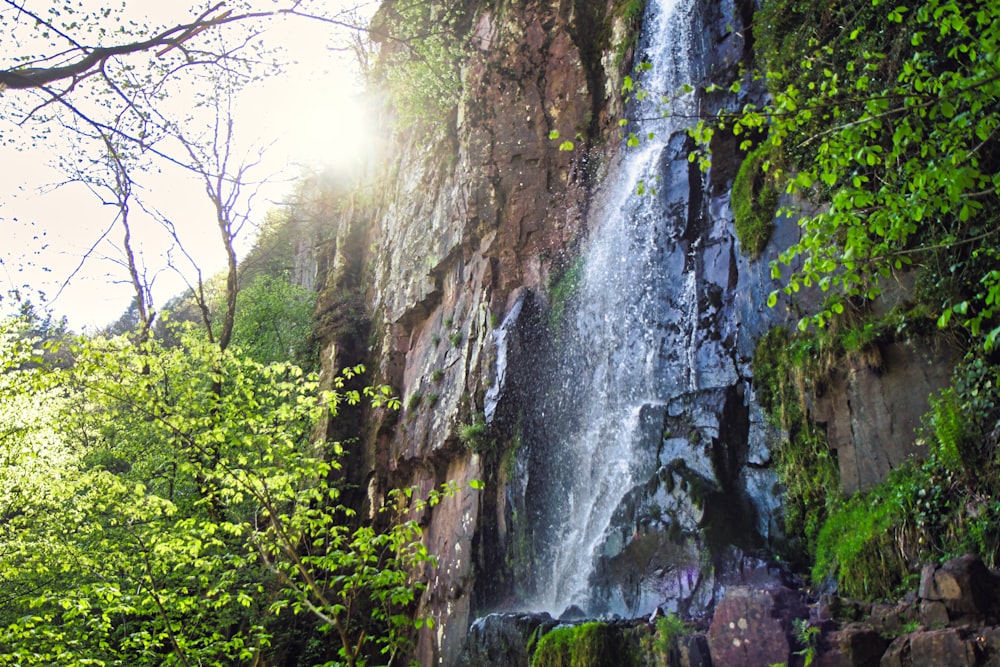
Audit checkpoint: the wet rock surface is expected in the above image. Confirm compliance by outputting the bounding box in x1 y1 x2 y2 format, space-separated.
460 612 558 667
459 556 1000 667
313 0 969 661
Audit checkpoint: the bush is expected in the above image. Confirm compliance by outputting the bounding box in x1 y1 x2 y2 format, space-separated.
814 355 1000 599
812 465 920 599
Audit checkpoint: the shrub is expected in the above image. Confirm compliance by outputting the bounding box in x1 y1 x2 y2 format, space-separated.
812 464 920 599
459 414 488 453
752 327 840 563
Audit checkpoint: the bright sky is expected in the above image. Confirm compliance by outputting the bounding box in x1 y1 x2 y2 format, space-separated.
1 0 378 331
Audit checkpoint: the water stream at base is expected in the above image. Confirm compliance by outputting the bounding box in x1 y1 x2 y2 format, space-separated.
525 0 703 617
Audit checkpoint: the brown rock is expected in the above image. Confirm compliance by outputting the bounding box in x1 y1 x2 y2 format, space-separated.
870 601 918 636
909 627 978 667
935 555 993 618
920 555 994 623
678 633 712 667
919 600 950 627
812 342 956 494
918 563 938 600
880 635 911 667
706 586 808 667
817 624 889 667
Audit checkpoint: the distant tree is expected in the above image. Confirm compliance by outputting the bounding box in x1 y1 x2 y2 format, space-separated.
232 274 317 367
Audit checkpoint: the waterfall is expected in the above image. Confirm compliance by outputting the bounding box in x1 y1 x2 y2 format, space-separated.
524 0 706 617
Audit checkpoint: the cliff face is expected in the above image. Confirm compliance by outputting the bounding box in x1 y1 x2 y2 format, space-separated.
306 0 953 663
313 2 633 662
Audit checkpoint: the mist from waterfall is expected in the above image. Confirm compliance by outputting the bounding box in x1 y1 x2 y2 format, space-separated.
525 0 703 617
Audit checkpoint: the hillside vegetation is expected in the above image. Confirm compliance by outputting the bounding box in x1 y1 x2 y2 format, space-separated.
721 0 1000 598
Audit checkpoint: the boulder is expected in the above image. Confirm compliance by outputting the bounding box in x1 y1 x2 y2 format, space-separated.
919 555 994 621
460 612 557 667
678 633 712 667
909 627 978 667
817 624 889 667
706 586 808 667
880 634 911 667
881 627 981 667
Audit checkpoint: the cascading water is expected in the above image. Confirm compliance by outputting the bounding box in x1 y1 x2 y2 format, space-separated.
523 0 709 617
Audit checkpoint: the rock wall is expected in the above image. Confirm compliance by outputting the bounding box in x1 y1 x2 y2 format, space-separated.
312 1 636 663
305 0 956 664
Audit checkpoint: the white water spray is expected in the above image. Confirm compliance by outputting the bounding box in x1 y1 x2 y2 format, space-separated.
529 0 702 616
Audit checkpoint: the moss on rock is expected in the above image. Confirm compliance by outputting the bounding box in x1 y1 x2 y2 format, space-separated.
731 143 779 258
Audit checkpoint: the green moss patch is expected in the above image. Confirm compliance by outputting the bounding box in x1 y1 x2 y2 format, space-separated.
731 143 779 258
531 622 626 667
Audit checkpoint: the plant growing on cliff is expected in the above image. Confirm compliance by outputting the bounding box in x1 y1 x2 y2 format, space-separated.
694 0 1000 349
647 613 688 664
372 0 469 128
548 256 585 332
752 327 841 563
731 143 780 257
459 413 489 453
531 622 627 667
814 353 1000 599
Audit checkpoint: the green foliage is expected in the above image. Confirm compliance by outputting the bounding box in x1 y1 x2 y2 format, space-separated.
793 619 820 667
612 0 646 66
431 368 445 383
928 388 967 472
548 256 585 332
231 274 317 368
752 327 841 563
919 354 1000 485
808 352 1000 600
373 0 469 129
449 331 463 347
652 613 687 661
812 465 918 599
459 414 489 453
240 208 301 284
704 0 1000 347
531 622 615 667
731 143 779 257
0 318 445 666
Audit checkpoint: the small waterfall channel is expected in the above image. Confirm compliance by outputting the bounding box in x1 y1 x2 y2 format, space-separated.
522 0 707 617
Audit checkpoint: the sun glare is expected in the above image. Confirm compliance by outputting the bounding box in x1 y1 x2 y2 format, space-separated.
238 17 376 175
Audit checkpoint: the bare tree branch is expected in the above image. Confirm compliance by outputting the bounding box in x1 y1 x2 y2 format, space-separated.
0 2 234 90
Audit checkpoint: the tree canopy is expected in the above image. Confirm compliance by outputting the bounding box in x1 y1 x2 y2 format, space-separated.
0 314 462 666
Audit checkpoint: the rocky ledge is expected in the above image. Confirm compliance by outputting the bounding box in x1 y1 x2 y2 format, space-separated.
461 554 1000 667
